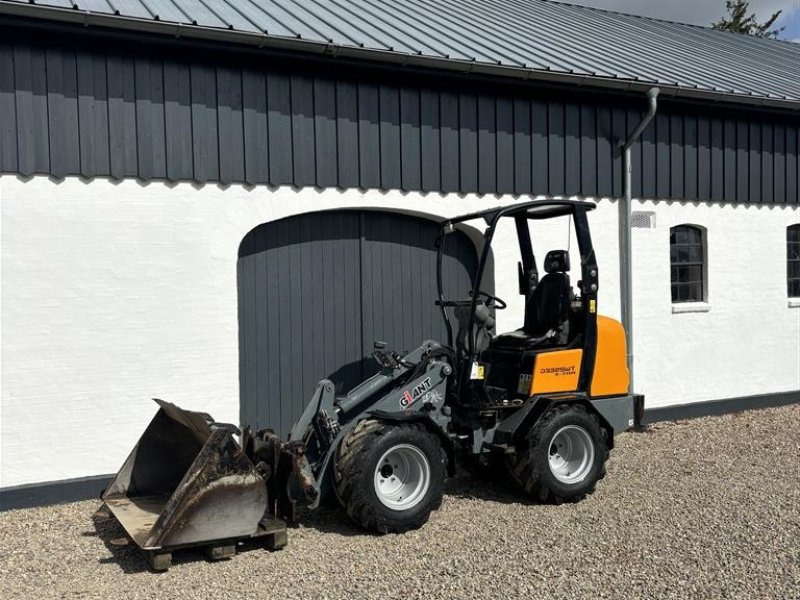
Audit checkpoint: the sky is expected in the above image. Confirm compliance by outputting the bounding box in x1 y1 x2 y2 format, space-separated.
568 0 800 41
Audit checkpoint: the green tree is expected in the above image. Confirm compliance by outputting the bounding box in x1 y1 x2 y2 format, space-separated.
712 0 784 38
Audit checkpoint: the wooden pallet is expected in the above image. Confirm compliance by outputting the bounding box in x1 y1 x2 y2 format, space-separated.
139 517 288 572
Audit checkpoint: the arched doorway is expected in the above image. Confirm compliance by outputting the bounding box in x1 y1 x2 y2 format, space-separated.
237 210 481 434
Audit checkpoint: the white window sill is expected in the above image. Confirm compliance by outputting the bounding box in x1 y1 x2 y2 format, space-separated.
789 298 800 308
671 302 711 314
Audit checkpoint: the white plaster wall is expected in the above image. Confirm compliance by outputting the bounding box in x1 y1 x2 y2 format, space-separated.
632 200 800 408
0 176 542 487
1 176 797 487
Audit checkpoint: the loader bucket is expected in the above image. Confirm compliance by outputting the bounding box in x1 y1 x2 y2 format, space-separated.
102 399 267 550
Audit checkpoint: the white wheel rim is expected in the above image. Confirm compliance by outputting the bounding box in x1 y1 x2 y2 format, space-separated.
548 425 595 484
373 444 431 511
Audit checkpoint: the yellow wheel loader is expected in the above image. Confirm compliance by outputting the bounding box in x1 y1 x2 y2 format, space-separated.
101 199 643 569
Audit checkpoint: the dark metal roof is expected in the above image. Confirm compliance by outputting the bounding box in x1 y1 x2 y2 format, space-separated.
0 0 798 108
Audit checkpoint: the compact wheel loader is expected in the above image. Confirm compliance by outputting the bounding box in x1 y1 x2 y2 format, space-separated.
102 199 643 567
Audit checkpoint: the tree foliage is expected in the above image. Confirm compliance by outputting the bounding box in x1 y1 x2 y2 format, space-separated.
712 0 784 38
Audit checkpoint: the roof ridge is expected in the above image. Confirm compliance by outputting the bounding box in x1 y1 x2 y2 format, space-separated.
541 0 797 45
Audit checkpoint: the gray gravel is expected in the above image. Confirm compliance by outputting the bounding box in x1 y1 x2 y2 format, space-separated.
2 404 799 599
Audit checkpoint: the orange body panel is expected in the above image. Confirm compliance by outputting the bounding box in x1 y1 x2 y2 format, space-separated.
590 315 630 397
530 349 583 394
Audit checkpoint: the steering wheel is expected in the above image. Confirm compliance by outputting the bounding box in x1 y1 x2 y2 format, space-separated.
436 290 507 310
474 290 507 310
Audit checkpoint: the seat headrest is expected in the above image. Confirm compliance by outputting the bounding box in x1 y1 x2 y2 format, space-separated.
544 250 570 273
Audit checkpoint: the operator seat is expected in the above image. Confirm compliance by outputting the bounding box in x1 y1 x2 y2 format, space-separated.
493 250 572 350
526 250 572 336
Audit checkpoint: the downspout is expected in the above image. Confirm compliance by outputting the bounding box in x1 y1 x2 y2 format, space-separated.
620 87 659 392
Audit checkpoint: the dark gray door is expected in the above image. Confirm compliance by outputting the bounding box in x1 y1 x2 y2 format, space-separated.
237 210 479 433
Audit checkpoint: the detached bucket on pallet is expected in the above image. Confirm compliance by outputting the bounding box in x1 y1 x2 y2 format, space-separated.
102 399 269 551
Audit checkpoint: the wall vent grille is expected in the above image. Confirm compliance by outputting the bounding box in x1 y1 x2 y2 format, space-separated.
631 211 656 229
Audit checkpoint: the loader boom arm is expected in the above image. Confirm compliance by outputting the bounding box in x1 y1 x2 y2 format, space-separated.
255 340 453 514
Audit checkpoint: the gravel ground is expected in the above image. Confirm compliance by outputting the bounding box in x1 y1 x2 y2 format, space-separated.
2 404 799 600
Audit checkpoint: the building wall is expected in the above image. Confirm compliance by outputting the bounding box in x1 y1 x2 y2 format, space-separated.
2 175 798 488
633 201 800 406
1 33 798 203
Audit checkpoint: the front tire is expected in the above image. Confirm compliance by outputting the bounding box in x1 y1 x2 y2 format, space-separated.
334 419 446 534
507 403 609 503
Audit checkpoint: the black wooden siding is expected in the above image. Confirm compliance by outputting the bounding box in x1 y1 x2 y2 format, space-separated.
0 38 798 204
237 210 478 434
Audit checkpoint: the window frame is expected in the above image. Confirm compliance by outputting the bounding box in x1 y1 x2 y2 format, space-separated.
670 224 707 304
788 224 800 299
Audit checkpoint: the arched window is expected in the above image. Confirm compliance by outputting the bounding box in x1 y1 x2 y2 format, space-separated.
789 224 800 298
670 225 705 303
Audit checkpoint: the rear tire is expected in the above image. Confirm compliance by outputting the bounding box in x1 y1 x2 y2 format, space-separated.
506 403 609 503
334 419 446 534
